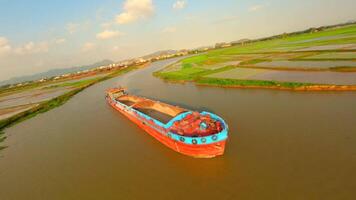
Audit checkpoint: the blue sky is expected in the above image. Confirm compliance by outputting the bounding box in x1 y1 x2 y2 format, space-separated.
0 0 355 81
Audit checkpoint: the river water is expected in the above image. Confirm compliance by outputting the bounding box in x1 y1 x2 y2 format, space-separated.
0 57 356 199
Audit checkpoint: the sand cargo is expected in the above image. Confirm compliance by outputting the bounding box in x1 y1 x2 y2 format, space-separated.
106 88 229 158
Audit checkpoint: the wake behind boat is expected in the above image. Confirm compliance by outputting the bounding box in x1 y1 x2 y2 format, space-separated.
106 87 229 158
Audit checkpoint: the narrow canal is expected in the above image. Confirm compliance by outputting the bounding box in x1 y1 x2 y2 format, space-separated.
1 57 355 199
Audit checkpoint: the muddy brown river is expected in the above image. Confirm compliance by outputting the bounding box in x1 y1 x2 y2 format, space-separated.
1 57 356 199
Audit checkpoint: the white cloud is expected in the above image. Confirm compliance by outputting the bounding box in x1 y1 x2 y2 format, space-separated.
173 0 186 10
0 37 12 54
249 4 264 12
116 0 154 24
96 30 124 40
0 37 51 56
82 42 95 52
14 41 49 55
162 27 177 33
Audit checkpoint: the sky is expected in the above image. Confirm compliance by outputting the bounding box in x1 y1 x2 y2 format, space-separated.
0 0 356 81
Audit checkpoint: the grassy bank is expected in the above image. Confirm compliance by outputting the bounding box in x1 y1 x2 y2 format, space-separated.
196 77 314 88
154 66 326 89
196 77 356 91
0 66 137 150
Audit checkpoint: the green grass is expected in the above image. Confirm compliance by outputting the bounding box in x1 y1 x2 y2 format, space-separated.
205 68 266 79
0 82 44 98
154 65 237 81
42 77 103 89
154 68 206 81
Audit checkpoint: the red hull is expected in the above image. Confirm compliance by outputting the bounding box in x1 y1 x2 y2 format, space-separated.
109 100 226 158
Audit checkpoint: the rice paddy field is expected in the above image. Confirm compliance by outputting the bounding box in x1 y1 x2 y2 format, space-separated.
154 24 356 89
304 52 356 59
0 73 111 121
294 44 356 51
207 68 356 85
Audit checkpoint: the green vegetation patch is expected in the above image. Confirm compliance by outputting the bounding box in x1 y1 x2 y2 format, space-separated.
43 77 103 90
154 67 206 81
205 67 267 79
0 82 44 98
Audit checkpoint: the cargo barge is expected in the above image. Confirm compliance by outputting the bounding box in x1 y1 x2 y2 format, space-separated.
106 88 229 158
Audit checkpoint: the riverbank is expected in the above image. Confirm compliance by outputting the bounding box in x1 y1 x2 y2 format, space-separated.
0 65 138 149
154 67 356 91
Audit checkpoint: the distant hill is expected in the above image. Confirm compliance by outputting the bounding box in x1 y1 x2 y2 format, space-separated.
0 59 114 86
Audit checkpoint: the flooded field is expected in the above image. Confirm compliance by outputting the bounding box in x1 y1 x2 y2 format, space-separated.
0 58 356 199
0 104 36 120
206 67 356 85
255 60 356 69
287 34 355 44
253 71 356 85
295 44 356 51
0 73 109 120
200 61 242 69
0 88 70 109
305 52 356 59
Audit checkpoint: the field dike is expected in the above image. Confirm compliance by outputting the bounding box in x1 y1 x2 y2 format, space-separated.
196 77 356 91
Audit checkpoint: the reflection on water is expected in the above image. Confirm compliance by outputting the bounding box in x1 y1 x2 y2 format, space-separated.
0 57 356 199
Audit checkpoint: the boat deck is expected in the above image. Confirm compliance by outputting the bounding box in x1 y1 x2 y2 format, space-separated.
135 108 174 124
116 95 187 124
119 100 136 107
